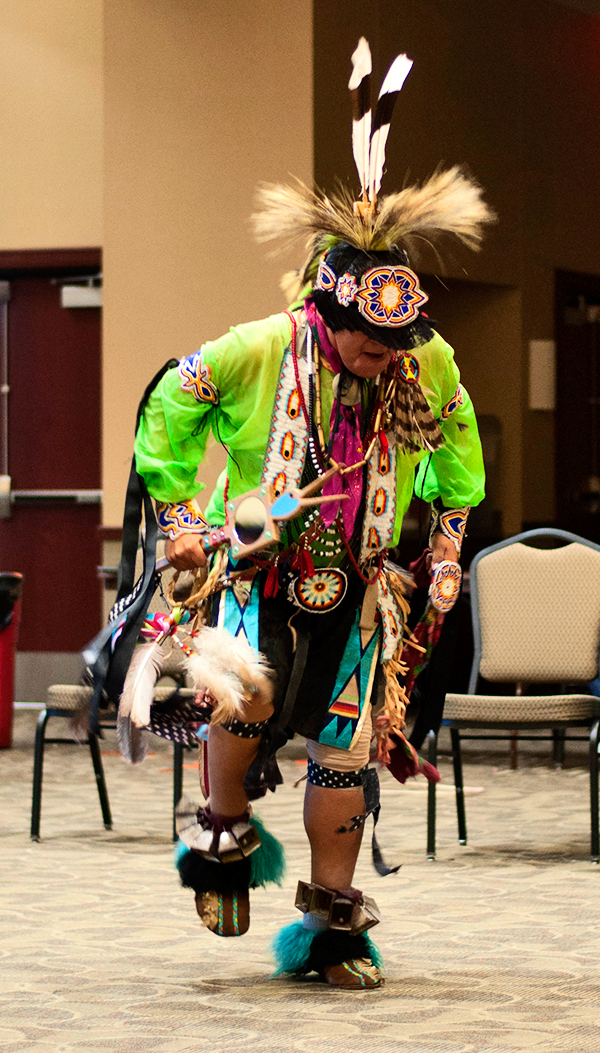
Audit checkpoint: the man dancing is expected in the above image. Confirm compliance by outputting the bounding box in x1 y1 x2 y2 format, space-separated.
131 39 491 988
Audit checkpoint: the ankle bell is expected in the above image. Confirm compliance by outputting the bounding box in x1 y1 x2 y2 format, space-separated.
175 795 262 862
294 879 381 936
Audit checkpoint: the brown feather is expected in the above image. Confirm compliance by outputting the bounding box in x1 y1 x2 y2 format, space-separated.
393 381 444 453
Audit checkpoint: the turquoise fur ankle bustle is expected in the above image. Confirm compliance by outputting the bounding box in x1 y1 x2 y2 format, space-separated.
272 920 384 976
175 814 285 893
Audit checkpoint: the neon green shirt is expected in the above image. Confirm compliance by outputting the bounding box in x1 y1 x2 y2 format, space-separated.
135 312 485 543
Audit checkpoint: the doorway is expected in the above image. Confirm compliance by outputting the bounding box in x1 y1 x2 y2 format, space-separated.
555 269 600 542
0 248 102 700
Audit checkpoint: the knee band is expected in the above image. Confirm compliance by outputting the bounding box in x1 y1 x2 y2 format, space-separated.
221 717 269 739
307 759 366 788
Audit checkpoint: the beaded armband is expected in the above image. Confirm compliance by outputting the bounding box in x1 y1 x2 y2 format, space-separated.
156 500 209 540
429 498 469 557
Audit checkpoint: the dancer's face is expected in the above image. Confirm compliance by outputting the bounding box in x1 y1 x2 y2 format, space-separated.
325 325 394 379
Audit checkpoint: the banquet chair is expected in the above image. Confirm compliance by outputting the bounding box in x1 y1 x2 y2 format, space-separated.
426 528 600 861
30 650 196 841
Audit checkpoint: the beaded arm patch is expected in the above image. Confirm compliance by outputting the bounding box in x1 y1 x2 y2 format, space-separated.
156 500 209 539
429 499 469 556
441 384 464 419
178 351 219 405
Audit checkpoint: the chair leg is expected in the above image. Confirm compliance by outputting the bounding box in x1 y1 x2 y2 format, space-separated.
590 720 600 863
553 729 566 769
88 733 113 830
450 727 467 845
509 730 519 770
173 741 184 842
426 730 437 860
31 708 50 841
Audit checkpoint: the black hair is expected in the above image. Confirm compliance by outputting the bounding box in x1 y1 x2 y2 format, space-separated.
310 241 434 351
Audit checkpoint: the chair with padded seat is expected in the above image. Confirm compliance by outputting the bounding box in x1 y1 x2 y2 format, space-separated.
30 652 197 842
426 528 600 862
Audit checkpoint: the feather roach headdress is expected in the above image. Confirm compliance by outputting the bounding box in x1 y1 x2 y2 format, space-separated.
252 37 496 352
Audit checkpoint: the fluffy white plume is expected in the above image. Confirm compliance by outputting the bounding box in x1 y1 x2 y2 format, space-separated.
185 626 273 726
375 165 496 251
252 166 495 264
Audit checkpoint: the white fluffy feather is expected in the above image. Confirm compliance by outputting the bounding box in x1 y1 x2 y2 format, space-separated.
184 626 273 726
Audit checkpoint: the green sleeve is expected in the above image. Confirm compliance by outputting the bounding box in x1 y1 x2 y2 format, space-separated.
414 335 485 508
134 364 216 503
134 313 291 506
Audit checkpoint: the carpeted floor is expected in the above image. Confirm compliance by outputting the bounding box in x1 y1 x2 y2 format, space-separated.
1 710 599 1053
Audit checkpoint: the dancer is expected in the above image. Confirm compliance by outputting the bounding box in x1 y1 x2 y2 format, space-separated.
127 39 491 988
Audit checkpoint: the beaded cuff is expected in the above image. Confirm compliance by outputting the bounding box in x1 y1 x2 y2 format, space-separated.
156 500 209 540
429 498 469 557
307 759 366 789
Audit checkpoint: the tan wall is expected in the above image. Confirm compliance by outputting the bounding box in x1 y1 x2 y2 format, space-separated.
0 0 102 249
103 0 313 525
314 0 600 533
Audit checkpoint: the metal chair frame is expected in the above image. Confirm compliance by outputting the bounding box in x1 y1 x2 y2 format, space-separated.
427 528 600 862
31 706 113 841
31 704 193 842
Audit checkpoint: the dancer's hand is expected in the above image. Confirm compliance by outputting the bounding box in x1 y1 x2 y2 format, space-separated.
429 532 458 569
165 534 208 571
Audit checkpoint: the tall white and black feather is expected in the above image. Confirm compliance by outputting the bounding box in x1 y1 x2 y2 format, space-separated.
348 36 372 197
369 53 413 200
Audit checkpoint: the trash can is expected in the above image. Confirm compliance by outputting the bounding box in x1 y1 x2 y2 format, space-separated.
0 573 23 749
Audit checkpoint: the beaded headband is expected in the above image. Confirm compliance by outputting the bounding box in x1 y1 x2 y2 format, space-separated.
315 256 429 328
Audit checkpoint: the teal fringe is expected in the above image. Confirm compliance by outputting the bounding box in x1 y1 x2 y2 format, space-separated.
271 921 384 975
363 931 384 970
248 814 286 889
271 921 315 975
172 813 285 889
173 839 189 869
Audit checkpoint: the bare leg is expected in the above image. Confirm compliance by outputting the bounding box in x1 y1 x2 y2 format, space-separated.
304 782 365 888
207 694 273 817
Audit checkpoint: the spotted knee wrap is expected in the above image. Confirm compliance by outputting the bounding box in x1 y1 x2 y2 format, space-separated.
307 759 366 789
221 717 269 739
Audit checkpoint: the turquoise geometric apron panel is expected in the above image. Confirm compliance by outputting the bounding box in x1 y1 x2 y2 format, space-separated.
318 611 380 751
219 576 260 652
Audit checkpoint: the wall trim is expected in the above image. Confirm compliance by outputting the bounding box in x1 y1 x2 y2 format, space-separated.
0 248 101 274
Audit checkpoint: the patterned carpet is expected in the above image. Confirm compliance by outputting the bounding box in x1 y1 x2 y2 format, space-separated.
1 710 599 1053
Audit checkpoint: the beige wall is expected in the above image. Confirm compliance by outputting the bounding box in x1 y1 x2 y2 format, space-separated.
0 0 102 249
102 0 313 525
314 0 600 533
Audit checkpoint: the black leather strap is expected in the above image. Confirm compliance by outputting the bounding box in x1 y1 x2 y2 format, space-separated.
83 359 178 733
